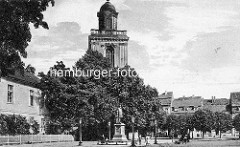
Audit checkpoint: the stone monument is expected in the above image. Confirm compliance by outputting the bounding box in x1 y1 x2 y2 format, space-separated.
111 106 128 142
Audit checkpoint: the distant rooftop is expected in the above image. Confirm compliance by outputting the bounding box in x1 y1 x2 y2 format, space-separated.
203 98 229 106
158 91 173 99
230 92 240 106
172 96 203 108
154 91 173 106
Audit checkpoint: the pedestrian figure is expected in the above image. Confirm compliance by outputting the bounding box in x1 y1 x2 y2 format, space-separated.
101 134 106 143
138 134 142 145
183 134 187 144
187 133 190 142
146 136 150 146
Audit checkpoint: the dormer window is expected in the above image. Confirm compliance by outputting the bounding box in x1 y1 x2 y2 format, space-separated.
179 107 184 111
189 106 194 110
236 107 239 111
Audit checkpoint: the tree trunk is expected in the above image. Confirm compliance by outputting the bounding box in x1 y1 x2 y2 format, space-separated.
220 131 222 138
192 131 194 139
202 132 204 138
168 129 171 138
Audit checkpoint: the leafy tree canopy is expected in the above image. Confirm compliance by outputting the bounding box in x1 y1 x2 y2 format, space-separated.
0 0 54 76
39 49 161 139
233 113 240 138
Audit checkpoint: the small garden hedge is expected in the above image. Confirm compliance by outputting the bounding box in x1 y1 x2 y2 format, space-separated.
0 114 39 135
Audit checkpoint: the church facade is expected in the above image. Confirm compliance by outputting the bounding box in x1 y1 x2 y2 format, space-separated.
88 0 129 68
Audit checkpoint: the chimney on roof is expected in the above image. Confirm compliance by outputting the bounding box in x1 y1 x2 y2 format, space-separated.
212 96 216 104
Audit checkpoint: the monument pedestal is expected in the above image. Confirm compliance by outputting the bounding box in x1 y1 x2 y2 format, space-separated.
111 123 128 142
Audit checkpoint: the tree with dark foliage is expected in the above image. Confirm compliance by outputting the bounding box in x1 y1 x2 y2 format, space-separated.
39 49 160 140
0 0 54 76
233 113 240 138
214 112 232 138
193 109 215 138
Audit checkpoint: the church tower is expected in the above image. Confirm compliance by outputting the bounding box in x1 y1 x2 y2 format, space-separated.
88 0 129 68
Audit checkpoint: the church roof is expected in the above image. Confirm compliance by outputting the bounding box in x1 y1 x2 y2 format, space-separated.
100 1 116 13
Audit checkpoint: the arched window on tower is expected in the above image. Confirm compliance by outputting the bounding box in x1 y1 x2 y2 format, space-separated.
112 16 117 30
106 47 114 67
105 17 112 30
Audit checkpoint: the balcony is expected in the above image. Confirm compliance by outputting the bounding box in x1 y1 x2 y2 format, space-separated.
90 29 127 36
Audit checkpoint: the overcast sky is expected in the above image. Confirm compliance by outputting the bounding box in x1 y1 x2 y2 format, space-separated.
23 0 240 99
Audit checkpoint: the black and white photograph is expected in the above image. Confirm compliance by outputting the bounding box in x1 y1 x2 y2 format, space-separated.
1 0 240 146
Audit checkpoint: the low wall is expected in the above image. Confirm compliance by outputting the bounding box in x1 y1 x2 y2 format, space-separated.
0 134 74 145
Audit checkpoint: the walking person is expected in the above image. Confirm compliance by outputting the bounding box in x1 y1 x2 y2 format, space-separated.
146 135 150 146
101 134 106 144
138 134 142 145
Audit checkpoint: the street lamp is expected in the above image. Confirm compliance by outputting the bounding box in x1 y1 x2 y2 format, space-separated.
130 116 136 147
108 121 111 140
154 120 157 144
79 118 82 146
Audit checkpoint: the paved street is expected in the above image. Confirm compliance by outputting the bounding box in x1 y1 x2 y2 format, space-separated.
2 138 173 147
2 141 149 147
3 138 240 147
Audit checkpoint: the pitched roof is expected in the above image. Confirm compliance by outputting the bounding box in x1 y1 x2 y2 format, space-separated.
172 96 203 108
154 91 173 106
230 92 240 106
203 105 227 112
203 98 229 106
158 91 173 99
2 70 40 88
158 98 172 106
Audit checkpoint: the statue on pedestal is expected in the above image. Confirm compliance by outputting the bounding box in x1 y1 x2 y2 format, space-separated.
116 105 123 123
112 105 128 143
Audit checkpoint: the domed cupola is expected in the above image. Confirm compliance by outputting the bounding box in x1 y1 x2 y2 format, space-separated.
97 0 118 31
100 0 116 13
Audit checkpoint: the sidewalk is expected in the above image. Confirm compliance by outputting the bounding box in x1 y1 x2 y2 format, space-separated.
3 139 173 147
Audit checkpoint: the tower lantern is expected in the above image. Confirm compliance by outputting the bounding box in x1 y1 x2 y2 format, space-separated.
97 0 118 31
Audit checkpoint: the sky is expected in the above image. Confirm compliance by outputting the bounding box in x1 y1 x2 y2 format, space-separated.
23 0 240 99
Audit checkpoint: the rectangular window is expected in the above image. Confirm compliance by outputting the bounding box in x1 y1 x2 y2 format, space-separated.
7 85 13 103
30 90 34 106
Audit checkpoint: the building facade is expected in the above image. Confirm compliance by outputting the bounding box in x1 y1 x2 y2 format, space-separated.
230 92 240 117
0 71 44 133
88 0 129 67
230 92 240 137
154 91 173 114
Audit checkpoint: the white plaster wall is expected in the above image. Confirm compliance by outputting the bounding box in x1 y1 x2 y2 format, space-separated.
0 78 43 125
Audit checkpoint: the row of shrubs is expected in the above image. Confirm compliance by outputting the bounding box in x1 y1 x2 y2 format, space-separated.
0 114 39 135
